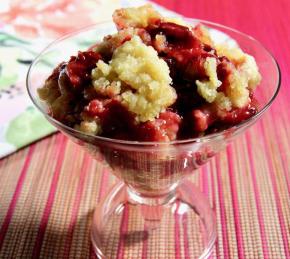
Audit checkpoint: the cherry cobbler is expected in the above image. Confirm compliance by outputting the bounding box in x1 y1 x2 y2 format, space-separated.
38 5 261 142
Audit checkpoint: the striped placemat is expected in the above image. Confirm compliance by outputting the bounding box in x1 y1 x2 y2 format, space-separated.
0 0 289 258
0 122 289 258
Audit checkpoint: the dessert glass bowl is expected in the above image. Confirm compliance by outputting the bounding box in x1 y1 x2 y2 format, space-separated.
27 19 280 258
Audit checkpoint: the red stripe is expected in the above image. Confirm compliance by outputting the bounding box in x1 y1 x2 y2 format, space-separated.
62 153 91 258
174 201 181 258
32 135 67 258
89 244 97 259
116 203 129 259
209 161 220 258
227 145 245 259
141 225 148 259
182 213 189 259
271 117 290 194
245 132 269 259
0 157 5 168
201 166 209 197
182 167 198 259
200 165 210 256
259 122 290 257
0 145 35 249
97 168 110 202
202 164 216 259
89 167 109 259
215 155 230 258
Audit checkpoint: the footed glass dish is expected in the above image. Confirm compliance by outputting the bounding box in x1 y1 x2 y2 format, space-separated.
27 19 280 258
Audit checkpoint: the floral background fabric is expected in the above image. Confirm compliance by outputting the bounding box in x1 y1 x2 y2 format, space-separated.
0 0 120 157
0 0 176 158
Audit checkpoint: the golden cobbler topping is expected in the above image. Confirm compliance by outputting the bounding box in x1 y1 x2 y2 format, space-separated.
38 4 261 141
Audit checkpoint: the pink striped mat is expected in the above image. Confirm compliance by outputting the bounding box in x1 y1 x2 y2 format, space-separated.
0 0 289 258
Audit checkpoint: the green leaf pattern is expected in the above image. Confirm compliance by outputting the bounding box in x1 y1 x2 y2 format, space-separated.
5 106 55 149
0 31 57 157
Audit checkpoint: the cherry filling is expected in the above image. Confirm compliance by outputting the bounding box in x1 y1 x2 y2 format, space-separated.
46 21 258 142
85 99 181 141
137 111 181 141
145 21 258 138
147 21 215 76
219 101 258 125
146 22 217 116
66 51 101 88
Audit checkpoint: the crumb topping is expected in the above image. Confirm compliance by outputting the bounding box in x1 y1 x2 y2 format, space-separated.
113 4 161 30
196 57 222 103
92 36 176 122
38 4 261 141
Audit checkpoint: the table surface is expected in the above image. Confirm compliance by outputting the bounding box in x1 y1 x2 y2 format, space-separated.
0 0 289 258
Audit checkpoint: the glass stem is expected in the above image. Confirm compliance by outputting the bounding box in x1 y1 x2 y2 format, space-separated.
127 184 178 229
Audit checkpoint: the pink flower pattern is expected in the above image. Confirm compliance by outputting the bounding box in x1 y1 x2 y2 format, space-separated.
0 0 119 38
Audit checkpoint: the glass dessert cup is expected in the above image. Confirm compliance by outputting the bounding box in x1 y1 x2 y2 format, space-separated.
27 20 280 259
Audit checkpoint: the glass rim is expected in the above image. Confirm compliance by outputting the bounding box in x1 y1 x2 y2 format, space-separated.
26 18 281 146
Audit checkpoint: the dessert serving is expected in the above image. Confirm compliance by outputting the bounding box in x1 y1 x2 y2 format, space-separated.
28 4 280 259
38 4 261 142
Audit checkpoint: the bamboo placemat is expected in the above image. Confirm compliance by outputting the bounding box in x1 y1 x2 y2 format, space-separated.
0 0 289 258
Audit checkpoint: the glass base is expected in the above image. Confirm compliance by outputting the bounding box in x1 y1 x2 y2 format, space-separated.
91 180 216 258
